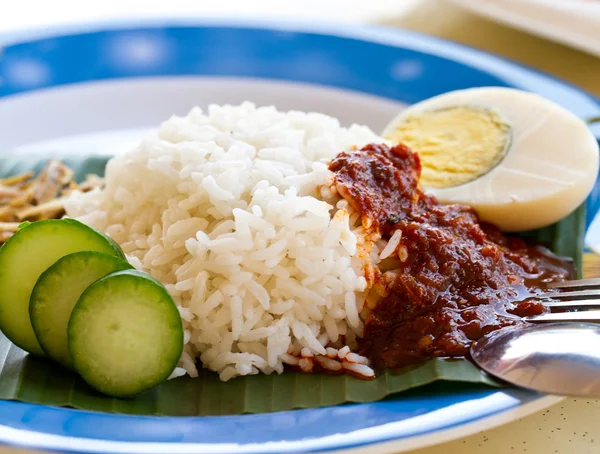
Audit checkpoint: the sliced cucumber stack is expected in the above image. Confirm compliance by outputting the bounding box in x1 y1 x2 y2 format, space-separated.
0 218 183 397
68 270 183 397
30 251 133 368
0 219 125 356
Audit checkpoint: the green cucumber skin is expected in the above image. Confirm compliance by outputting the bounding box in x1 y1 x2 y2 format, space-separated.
30 251 133 369
88 224 126 260
61 219 125 259
0 219 125 356
68 270 183 398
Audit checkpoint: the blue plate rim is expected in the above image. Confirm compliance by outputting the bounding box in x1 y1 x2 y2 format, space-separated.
0 19 597 453
2 17 600 109
0 396 563 453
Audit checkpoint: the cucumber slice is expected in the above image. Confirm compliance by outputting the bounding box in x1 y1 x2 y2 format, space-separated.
68 269 183 397
89 225 127 261
30 251 133 368
0 219 125 356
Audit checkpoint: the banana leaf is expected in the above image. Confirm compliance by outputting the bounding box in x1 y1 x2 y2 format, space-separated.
0 151 585 416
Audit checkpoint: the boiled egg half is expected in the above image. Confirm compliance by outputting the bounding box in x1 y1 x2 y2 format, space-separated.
383 87 599 231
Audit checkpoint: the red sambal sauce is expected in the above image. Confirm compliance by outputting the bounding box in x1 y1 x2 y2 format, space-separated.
328 143 574 369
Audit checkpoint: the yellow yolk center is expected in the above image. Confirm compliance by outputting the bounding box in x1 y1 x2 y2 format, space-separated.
385 106 511 188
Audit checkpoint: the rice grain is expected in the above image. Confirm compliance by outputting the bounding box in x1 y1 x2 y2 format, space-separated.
65 103 383 381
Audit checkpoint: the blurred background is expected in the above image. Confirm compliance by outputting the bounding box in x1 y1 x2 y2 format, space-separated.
2 1 600 453
3 0 599 94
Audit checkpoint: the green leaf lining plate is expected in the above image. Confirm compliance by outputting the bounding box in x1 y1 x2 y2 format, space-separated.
0 152 585 416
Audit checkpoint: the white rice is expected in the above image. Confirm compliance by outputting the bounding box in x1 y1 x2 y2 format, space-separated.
65 102 385 381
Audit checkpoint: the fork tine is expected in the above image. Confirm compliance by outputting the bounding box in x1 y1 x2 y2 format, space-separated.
522 279 600 323
533 289 600 300
543 299 600 310
525 311 600 323
546 278 600 290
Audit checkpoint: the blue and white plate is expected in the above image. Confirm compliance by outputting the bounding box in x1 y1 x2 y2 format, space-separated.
1 20 599 454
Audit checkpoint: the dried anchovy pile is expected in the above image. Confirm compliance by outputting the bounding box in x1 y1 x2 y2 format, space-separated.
0 160 103 244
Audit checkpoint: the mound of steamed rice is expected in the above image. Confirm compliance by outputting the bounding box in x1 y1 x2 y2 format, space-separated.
65 102 386 381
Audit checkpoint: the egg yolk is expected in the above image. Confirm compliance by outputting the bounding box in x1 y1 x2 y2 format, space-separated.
384 106 511 188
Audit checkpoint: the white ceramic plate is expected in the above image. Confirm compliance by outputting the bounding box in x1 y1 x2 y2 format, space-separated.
0 19 598 454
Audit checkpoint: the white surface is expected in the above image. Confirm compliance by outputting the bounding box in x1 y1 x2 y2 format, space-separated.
0 0 420 35
447 0 600 57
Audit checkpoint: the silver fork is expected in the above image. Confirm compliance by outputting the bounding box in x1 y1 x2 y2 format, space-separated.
523 278 600 323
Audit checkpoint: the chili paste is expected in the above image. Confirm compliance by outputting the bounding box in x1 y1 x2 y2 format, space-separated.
329 143 574 369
